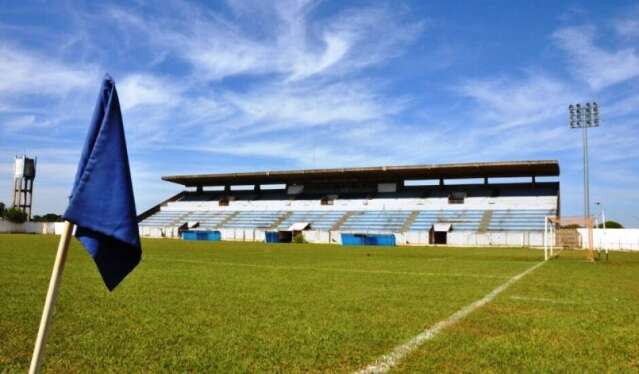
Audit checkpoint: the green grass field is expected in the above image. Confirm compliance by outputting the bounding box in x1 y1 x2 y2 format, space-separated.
1 234 638 373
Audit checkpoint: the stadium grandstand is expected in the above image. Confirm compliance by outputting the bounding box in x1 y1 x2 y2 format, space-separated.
138 160 559 246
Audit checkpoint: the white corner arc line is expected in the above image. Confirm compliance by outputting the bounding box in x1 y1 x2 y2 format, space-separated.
354 260 546 374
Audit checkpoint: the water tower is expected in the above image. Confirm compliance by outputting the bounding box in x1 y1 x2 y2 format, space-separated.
12 155 37 220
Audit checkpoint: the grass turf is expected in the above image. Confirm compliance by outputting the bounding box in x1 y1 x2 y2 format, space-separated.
0 234 637 373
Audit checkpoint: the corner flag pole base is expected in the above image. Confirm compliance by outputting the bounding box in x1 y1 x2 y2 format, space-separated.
29 221 74 374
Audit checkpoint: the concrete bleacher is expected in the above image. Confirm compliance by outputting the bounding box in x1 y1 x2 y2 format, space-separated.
182 210 234 229
488 209 554 231
410 209 556 232
141 207 556 232
276 211 346 231
340 211 412 233
139 210 191 227
410 210 485 231
162 192 558 211
219 211 284 229
140 182 558 235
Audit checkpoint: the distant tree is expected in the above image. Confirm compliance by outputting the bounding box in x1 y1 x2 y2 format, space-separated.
0 202 5 217
41 213 63 222
597 221 623 229
32 215 42 222
4 207 27 224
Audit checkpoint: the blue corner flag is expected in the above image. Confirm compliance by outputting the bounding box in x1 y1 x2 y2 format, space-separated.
63 75 141 291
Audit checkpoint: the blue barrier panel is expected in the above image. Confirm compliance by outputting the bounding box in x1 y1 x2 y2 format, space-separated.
341 234 366 246
182 231 197 240
366 234 396 246
342 233 395 246
182 230 221 241
265 232 279 243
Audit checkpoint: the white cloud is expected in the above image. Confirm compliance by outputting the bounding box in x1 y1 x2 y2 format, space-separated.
105 2 422 82
552 25 639 90
602 93 639 118
2 115 38 132
614 15 639 38
225 80 407 130
89 1 422 149
457 74 573 129
615 19 639 38
117 73 184 111
0 44 97 98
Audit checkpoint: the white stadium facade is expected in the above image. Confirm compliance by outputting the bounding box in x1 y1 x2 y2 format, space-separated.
138 160 560 247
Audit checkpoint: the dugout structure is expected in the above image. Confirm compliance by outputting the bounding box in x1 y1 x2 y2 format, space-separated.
139 160 560 247
544 216 594 261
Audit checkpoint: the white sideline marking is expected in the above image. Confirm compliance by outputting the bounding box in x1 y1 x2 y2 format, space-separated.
151 257 509 280
354 260 546 374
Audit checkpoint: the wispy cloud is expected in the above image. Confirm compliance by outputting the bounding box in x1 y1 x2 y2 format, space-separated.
225 80 408 131
104 1 422 82
552 25 639 90
615 18 639 38
613 7 639 39
457 74 574 129
0 43 97 99
117 74 185 111
88 1 423 149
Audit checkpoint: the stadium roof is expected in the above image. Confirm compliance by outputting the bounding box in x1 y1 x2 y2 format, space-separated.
162 160 559 187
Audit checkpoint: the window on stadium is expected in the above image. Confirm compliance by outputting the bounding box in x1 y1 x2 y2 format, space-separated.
321 196 334 206
448 192 466 204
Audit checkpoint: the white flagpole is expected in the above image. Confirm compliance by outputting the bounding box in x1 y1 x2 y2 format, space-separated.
29 221 74 374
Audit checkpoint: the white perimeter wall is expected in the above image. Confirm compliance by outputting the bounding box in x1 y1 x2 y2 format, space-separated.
2 220 554 249
146 226 545 248
577 228 639 251
0 221 67 235
399 231 544 247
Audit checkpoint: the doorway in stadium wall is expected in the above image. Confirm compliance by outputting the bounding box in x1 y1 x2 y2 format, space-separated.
433 231 447 244
429 228 447 244
430 223 451 245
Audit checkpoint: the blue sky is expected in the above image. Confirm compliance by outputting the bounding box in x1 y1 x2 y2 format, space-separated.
0 0 638 226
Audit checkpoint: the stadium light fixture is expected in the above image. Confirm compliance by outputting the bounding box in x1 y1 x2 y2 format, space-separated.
568 102 599 222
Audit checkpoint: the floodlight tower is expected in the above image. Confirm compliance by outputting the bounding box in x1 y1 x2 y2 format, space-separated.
568 102 599 221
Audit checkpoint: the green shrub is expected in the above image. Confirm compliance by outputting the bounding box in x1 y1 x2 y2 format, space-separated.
32 213 63 222
4 207 27 224
598 220 623 229
292 232 306 244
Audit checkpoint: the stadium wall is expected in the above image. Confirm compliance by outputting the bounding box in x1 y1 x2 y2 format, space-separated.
399 231 544 247
137 227 546 247
577 228 639 251
0 221 66 235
